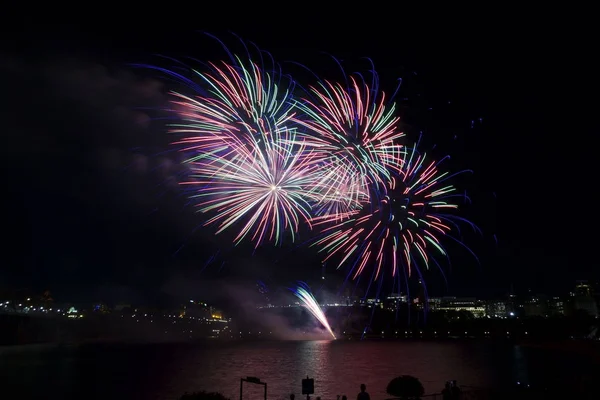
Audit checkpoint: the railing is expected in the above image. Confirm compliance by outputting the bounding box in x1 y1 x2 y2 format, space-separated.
385 388 559 399
422 391 496 399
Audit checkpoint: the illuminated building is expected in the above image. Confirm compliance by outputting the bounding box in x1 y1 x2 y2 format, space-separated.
547 297 565 316
384 294 408 310
571 281 598 317
437 297 486 318
182 300 212 319
574 281 592 297
427 297 442 311
485 301 507 318
363 298 384 309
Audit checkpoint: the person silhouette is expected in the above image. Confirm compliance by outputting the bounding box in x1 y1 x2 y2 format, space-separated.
342 396 347 400
450 381 460 399
357 384 370 400
442 382 451 400
290 394 295 400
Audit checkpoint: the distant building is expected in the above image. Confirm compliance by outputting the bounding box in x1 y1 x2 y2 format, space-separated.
485 300 508 318
427 297 442 311
547 297 565 316
570 281 598 317
437 297 486 318
523 294 548 317
182 300 213 319
384 293 408 310
574 281 593 297
364 298 384 309
386 293 406 300
505 285 519 316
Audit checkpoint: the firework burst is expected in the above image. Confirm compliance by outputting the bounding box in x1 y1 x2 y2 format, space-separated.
151 50 324 247
166 56 297 159
312 144 471 282
291 74 405 219
181 128 319 247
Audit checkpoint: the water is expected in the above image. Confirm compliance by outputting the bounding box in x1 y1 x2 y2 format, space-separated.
0 340 594 399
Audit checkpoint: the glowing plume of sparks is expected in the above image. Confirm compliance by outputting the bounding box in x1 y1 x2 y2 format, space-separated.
312 144 474 282
181 128 319 247
290 282 336 339
291 74 405 219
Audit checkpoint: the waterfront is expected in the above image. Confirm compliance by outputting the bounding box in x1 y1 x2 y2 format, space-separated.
2 340 598 399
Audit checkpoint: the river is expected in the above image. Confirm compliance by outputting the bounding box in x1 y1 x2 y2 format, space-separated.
0 340 596 399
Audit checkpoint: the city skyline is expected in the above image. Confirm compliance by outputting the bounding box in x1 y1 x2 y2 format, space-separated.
4 279 599 315
4 278 599 345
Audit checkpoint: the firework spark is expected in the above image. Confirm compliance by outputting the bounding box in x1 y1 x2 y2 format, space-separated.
290 282 336 339
312 145 470 282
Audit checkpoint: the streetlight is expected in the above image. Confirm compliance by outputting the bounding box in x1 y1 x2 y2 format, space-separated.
240 377 266 400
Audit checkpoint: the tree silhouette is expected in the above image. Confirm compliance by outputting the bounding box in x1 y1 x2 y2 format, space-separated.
386 375 425 399
179 391 230 400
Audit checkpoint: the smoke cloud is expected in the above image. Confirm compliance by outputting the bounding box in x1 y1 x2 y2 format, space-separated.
0 55 198 295
161 275 337 340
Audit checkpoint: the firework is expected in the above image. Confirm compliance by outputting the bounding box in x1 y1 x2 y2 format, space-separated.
312 145 468 282
290 282 336 339
141 38 476 287
181 127 319 247
291 74 405 219
169 57 297 147
159 54 325 246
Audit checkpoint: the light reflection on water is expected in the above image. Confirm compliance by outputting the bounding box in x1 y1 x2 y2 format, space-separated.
0 340 592 400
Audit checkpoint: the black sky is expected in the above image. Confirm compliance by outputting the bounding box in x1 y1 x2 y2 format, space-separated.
0 13 595 302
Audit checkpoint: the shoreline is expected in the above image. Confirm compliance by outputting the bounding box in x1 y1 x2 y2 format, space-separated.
2 336 599 347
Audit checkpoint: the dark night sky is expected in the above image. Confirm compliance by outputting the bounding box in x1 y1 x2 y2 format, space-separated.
0 13 594 303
